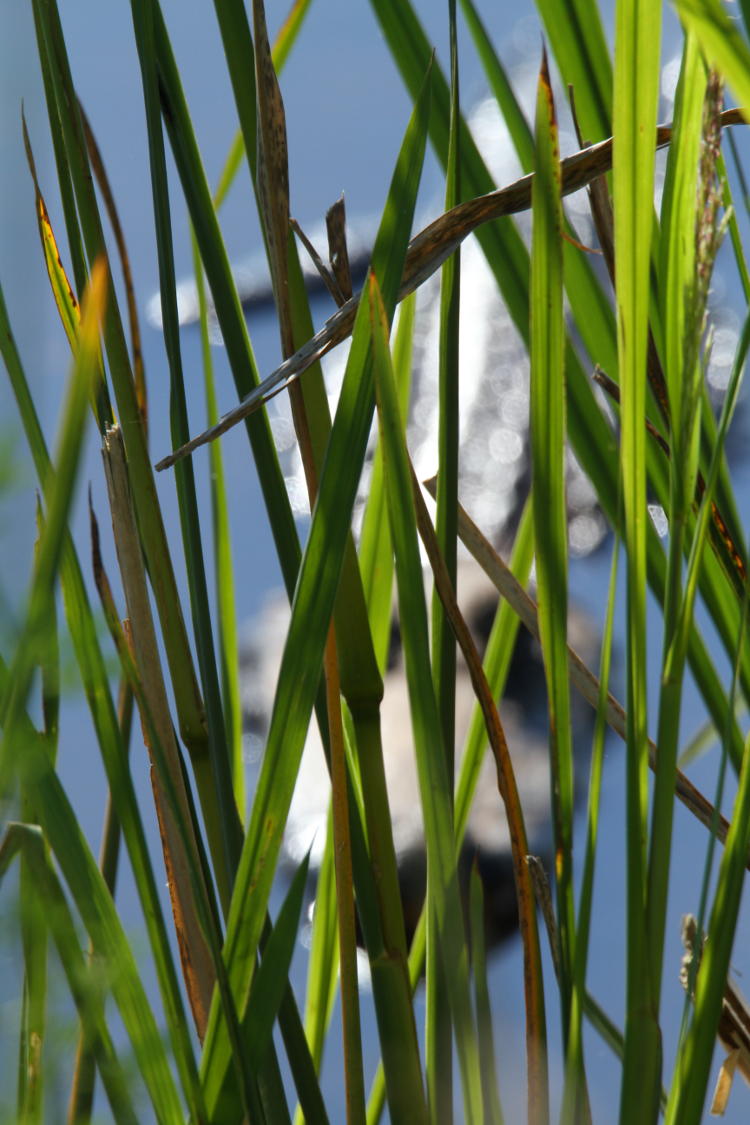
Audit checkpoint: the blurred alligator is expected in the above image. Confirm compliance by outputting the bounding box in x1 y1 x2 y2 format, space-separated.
240 562 599 947
150 88 610 947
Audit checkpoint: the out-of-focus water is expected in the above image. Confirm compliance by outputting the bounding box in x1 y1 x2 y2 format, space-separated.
3 2 750 1121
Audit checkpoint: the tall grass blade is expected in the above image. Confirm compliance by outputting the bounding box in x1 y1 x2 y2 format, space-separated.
369 273 484 1123
647 38 709 1029
612 0 662 1115
192 237 245 815
426 3 461 1117
151 1 304 599
573 537 620 1104
130 0 245 908
414 477 547 1121
530 49 581 1121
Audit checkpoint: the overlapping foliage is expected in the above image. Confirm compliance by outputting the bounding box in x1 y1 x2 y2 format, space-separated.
2 0 750 1122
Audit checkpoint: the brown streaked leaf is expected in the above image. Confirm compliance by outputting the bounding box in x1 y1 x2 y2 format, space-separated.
253 0 291 347
408 462 547 1109
252 0 320 508
95 429 216 1043
155 107 745 472
327 195 353 301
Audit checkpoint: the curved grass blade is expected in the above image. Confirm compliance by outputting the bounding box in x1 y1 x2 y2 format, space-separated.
4 745 186 1122
0 824 139 1125
459 0 534 170
130 0 244 909
454 498 533 833
676 0 750 111
32 0 208 758
150 2 303 599
22 114 79 353
0 280 204 1117
22 112 113 435
1 261 104 786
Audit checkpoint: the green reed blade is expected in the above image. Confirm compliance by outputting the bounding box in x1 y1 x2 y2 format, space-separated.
369 271 484 1124
130 0 244 909
530 51 583 1122
358 292 416 672
426 3 461 1116
535 0 612 141
647 33 707 1018
612 0 662 1117
1 823 139 1125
